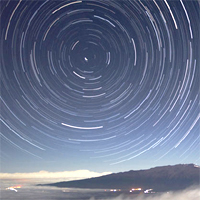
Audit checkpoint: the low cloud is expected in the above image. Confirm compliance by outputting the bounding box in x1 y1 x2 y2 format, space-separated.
0 170 111 181
90 187 200 200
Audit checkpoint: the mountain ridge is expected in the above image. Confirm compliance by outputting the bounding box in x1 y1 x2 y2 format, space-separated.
38 164 200 192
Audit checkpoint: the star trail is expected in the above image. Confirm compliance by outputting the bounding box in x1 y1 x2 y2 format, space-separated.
0 0 199 172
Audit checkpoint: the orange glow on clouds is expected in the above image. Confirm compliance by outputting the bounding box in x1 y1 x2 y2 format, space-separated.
6 185 22 192
6 185 22 189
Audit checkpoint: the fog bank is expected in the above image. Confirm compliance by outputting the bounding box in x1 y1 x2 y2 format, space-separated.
90 186 200 200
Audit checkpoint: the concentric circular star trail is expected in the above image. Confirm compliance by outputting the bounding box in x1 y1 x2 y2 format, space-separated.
0 0 199 170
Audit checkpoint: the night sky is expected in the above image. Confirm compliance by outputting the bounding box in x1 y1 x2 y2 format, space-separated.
1 0 199 174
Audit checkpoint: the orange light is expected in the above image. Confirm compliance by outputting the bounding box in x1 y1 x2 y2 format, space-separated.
6 185 22 190
13 185 22 188
131 187 142 191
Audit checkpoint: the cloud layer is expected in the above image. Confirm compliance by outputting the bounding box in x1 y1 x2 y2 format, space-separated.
90 187 200 200
0 170 111 181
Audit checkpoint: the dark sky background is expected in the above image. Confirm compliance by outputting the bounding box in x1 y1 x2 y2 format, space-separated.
0 0 199 174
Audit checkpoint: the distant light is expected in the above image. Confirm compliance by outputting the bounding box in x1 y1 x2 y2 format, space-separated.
110 189 120 192
144 189 153 193
130 187 142 191
6 185 22 192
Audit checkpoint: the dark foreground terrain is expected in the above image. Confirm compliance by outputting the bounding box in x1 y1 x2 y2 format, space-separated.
38 164 200 192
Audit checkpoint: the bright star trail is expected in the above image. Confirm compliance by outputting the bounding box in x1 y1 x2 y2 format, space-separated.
0 0 199 173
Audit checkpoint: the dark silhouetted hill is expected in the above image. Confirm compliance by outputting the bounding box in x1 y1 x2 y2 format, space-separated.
38 164 200 192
